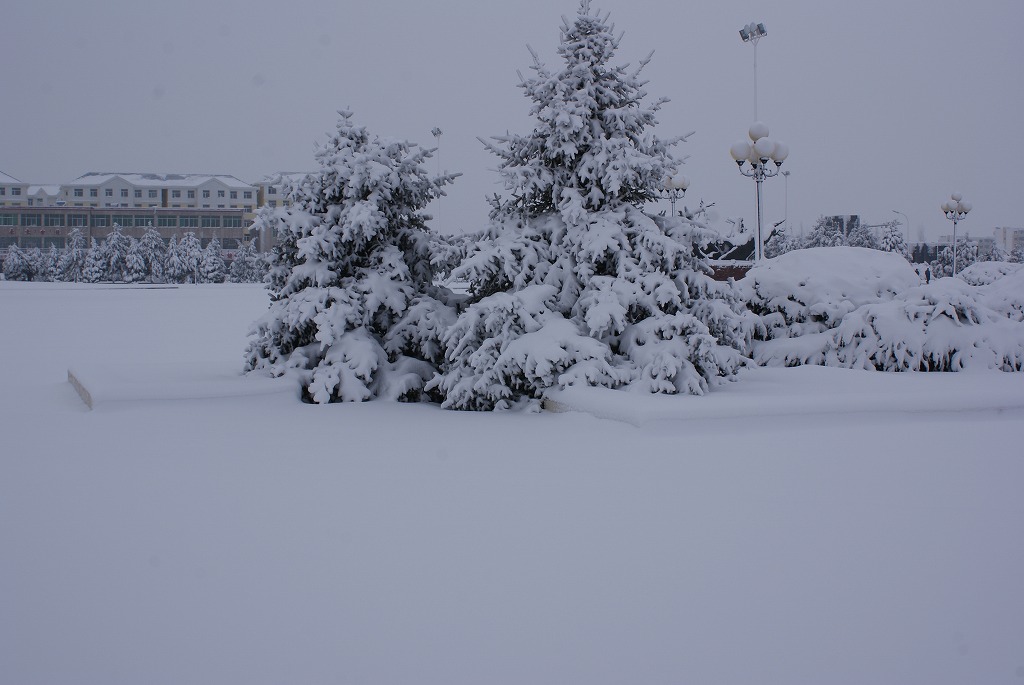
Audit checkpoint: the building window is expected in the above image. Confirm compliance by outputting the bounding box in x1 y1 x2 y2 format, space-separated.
12 187 21 196
158 216 177 228
243 191 252 199
21 213 41 226
217 190 225 198
229 191 238 199
134 189 142 198
243 206 252 212
178 216 198 228
187 190 195 199
148 189 158 199
121 188 129 197
0 214 16 225
45 214 64 227
217 204 225 209
201 216 221 228
74 188 84 197
202 190 210 198
223 217 243 228
105 188 113 197
90 188 98 197
69 215 88 227
92 216 109 227
134 215 151 227
171 189 181 198
0 187 7 196
268 186 277 195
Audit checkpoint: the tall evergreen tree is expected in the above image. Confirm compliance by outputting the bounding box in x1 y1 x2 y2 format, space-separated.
178 232 203 283
139 227 167 283
228 239 259 283
2 245 33 281
82 238 108 283
244 110 459 403
124 238 148 283
431 1 759 410
56 227 88 282
104 224 130 282
200 237 227 283
879 219 909 259
164 235 187 283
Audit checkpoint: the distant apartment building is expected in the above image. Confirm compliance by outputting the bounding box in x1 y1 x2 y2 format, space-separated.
0 173 261 252
994 226 1024 253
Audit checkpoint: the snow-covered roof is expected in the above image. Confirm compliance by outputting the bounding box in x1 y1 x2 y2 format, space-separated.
259 172 312 186
27 185 61 196
71 172 255 190
0 170 24 185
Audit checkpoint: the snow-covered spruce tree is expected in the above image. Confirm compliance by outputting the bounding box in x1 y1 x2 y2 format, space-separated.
244 110 459 403
430 1 760 410
164 236 186 283
879 219 909 259
178 232 203 283
124 238 148 284
139 226 167 283
2 245 33 281
200 237 227 283
104 224 130 282
56 227 87 282
228 239 259 283
82 239 108 283
933 238 979 278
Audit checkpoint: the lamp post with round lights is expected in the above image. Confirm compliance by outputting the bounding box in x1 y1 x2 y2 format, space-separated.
662 175 689 219
730 122 789 261
941 192 972 276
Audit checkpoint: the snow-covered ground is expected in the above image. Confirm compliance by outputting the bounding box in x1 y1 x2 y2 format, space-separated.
3 282 1024 685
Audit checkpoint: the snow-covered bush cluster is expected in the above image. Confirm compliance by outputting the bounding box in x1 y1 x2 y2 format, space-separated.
243 110 459 403
745 249 1024 372
1 226 268 284
956 260 1023 286
243 0 1023 409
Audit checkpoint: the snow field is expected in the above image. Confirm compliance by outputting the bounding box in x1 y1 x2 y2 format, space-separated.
2 282 1024 685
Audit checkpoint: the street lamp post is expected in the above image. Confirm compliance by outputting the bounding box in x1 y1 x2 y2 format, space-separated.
662 175 690 218
941 192 972 276
892 209 909 242
730 122 789 261
782 170 791 229
739 22 767 121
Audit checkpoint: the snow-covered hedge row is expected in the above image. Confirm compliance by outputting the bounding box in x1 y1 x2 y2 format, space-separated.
747 250 1024 372
957 261 1023 286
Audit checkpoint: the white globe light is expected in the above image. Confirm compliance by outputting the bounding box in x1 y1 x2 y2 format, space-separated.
676 175 690 191
959 200 972 213
951 192 962 202
730 140 752 161
754 137 775 160
941 201 952 213
771 141 789 162
748 121 770 142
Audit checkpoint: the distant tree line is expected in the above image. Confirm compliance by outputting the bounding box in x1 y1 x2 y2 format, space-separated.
1 225 270 284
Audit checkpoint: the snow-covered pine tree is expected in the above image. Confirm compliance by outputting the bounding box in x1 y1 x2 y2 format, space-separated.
82 238 108 283
804 216 846 248
178 232 203 284
55 227 88 282
2 245 33 281
164 235 186 283
200 237 227 283
139 226 167 283
430 0 760 410
244 110 459 403
879 219 909 259
42 245 59 281
124 238 148 283
228 239 261 283
104 224 130 282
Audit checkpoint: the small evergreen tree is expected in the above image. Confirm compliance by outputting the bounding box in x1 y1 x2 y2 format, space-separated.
124 238 148 283
56 227 88 282
104 224 130 282
200 237 227 283
430 1 759 410
879 219 909 259
228 239 259 283
245 110 458 403
178 232 203 283
164 235 187 283
139 226 167 283
804 216 846 248
82 239 108 283
2 245 34 281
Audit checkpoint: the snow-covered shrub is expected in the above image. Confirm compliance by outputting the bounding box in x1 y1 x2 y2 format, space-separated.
2 245 34 281
244 110 458 403
431 1 758 410
228 240 261 283
956 261 1023 286
826 279 1024 372
978 267 1024 322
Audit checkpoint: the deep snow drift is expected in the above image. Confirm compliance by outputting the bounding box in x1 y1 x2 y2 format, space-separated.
2 282 1024 685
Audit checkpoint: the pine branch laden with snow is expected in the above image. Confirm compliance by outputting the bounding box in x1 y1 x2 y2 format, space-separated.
434 1 758 410
244 110 459 403
878 220 909 259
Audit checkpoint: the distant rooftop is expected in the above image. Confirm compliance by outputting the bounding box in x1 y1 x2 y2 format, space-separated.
0 170 23 185
72 172 254 189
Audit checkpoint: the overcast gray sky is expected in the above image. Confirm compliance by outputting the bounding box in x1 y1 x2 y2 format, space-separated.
3 0 1022 241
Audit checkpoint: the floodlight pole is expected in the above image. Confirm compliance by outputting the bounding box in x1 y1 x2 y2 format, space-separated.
739 22 767 121
892 209 909 242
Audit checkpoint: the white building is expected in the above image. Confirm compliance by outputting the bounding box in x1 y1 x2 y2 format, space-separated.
0 171 29 206
994 226 1024 253
61 173 257 213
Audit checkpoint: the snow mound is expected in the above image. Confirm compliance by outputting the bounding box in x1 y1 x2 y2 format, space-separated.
956 260 1024 286
980 266 1024 322
741 247 919 341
